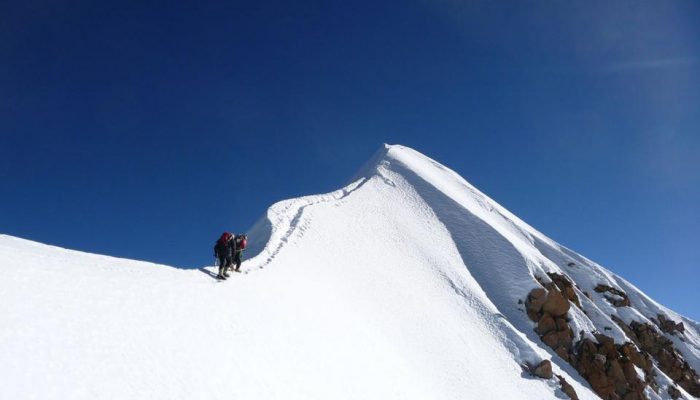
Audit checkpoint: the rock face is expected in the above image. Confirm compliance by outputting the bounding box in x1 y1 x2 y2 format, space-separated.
655 314 685 335
569 335 649 400
594 284 631 308
542 289 571 318
547 273 582 308
613 318 700 397
526 285 575 363
526 288 547 321
527 275 700 399
525 281 656 400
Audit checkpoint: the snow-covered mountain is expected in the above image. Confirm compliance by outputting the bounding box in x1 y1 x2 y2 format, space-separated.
1 144 698 400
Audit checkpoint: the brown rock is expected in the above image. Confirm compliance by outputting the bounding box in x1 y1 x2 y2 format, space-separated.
612 316 639 343
533 360 553 379
555 345 570 361
573 339 599 376
621 392 641 400
678 376 700 396
542 289 570 317
621 359 639 383
607 359 628 395
676 322 685 334
588 369 615 397
547 273 582 308
537 314 557 335
593 354 607 368
557 329 573 347
595 334 619 359
594 284 631 307
556 375 579 400
555 317 569 332
615 317 700 397
526 288 547 321
657 314 686 335
619 343 649 372
543 331 560 348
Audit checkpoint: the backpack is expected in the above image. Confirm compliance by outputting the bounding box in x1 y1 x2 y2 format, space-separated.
217 232 233 246
214 232 234 256
235 234 247 250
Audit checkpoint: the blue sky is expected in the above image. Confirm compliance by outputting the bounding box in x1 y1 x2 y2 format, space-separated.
1 1 698 319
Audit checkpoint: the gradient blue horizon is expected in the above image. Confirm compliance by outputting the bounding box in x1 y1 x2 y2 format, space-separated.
1 0 698 320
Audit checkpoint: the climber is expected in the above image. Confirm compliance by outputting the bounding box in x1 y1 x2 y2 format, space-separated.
231 234 247 272
214 232 235 279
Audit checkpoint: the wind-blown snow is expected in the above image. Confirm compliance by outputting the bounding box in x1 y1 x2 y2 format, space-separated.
1 144 697 399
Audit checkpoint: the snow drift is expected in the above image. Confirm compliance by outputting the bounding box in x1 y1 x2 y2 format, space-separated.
1 144 698 400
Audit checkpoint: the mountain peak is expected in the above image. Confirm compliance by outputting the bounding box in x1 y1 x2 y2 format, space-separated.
2 145 699 400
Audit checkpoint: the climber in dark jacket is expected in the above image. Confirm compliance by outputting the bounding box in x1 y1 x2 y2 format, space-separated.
214 232 235 278
231 234 247 272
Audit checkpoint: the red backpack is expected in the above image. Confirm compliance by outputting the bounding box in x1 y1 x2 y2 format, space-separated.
236 234 247 250
217 232 233 246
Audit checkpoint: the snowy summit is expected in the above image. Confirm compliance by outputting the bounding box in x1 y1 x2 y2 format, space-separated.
1 144 699 400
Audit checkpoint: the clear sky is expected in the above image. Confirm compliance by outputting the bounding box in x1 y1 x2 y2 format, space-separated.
1 1 698 319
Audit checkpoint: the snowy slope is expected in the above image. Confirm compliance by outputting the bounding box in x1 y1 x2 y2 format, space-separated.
1 144 698 400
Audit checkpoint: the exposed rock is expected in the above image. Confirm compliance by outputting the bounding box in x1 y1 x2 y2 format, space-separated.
608 359 629 394
594 334 618 358
556 317 570 332
525 285 656 399
619 343 652 373
569 335 649 400
588 368 615 397
543 289 571 317
621 392 642 400
543 331 561 348
526 288 547 321
594 284 631 307
537 314 557 335
556 374 580 400
613 318 700 397
656 314 685 335
667 385 682 399
548 273 582 308
533 359 553 379
555 345 570 361
612 316 639 343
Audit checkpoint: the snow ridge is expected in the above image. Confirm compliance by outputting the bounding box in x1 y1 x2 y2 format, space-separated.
1 144 697 400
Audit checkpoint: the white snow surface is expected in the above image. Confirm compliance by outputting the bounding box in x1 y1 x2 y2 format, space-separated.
1 144 698 399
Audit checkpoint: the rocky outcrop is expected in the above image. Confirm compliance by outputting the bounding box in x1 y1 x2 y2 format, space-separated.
542 289 571 317
557 374 580 400
612 317 700 397
547 273 582 308
526 286 574 362
654 314 685 336
594 284 631 307
526 288 547 321
526 285 655 400
569 335 649 400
